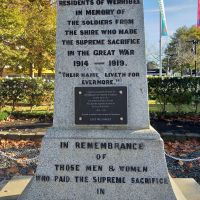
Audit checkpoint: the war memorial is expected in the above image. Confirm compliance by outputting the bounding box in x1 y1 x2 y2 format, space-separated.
18 0 178 199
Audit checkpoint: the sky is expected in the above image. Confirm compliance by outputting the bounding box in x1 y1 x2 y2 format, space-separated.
144 0 197 61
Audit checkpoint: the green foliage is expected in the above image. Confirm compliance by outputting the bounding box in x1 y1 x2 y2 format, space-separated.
165 26 200 74
0 78 54 112
0 0 56 77
148 77 200 113
148 77 172 113
0 78 199 117
19 0 56 77
1 78 28 111
0 111 10 121
167 78 192 112
25 78 45 111
0 0 26 76
0 79 7 111
189 78 200 113
42 81 54 111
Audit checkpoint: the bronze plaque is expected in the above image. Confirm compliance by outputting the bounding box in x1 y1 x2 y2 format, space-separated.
75 87 127 125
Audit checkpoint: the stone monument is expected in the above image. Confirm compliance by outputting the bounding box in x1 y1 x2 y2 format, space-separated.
18 0 177 199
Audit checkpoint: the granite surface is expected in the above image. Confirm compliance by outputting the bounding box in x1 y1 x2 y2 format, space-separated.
18 0 176 199
53 0 149 130
18 128 176 200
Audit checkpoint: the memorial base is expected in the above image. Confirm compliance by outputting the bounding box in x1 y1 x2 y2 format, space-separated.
18 127 177 200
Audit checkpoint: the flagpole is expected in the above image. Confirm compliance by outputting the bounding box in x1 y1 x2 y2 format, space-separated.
198 0 200 27
159 11 162 76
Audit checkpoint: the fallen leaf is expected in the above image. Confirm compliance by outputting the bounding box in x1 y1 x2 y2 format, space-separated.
28 168 35 175
7 166 19 174
178 160 184 166
185 162 193 169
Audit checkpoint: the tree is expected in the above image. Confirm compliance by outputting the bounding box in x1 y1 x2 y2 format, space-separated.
147 61 158 70
17 0 56 77
165 26 200 75
0 0 56 77
0 0 26 76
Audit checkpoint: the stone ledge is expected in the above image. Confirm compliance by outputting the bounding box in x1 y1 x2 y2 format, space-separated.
0 176 32 200
173 178 200 200
0 176 199 200
0 130 199 140
45 126 161 140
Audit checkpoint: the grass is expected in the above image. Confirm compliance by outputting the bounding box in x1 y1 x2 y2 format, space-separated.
11 111 53 121
0 102 199 122
2 105 53 113
0 105 53 121
2 103 200 114
149 102 200 113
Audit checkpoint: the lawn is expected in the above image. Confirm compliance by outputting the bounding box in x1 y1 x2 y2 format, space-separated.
149 102 200 113
1 102 200 114
0 101 199 122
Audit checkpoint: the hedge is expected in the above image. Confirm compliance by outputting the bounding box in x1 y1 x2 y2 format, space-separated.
0 78 54 112
0 77 199 113
0 111 10 121
148 77 200 113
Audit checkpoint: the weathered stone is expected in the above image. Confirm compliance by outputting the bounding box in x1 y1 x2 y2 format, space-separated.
53 0 149 130
18 128 176 200
18 0 177 199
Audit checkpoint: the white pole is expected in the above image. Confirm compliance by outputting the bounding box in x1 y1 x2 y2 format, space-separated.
159 12 162 76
